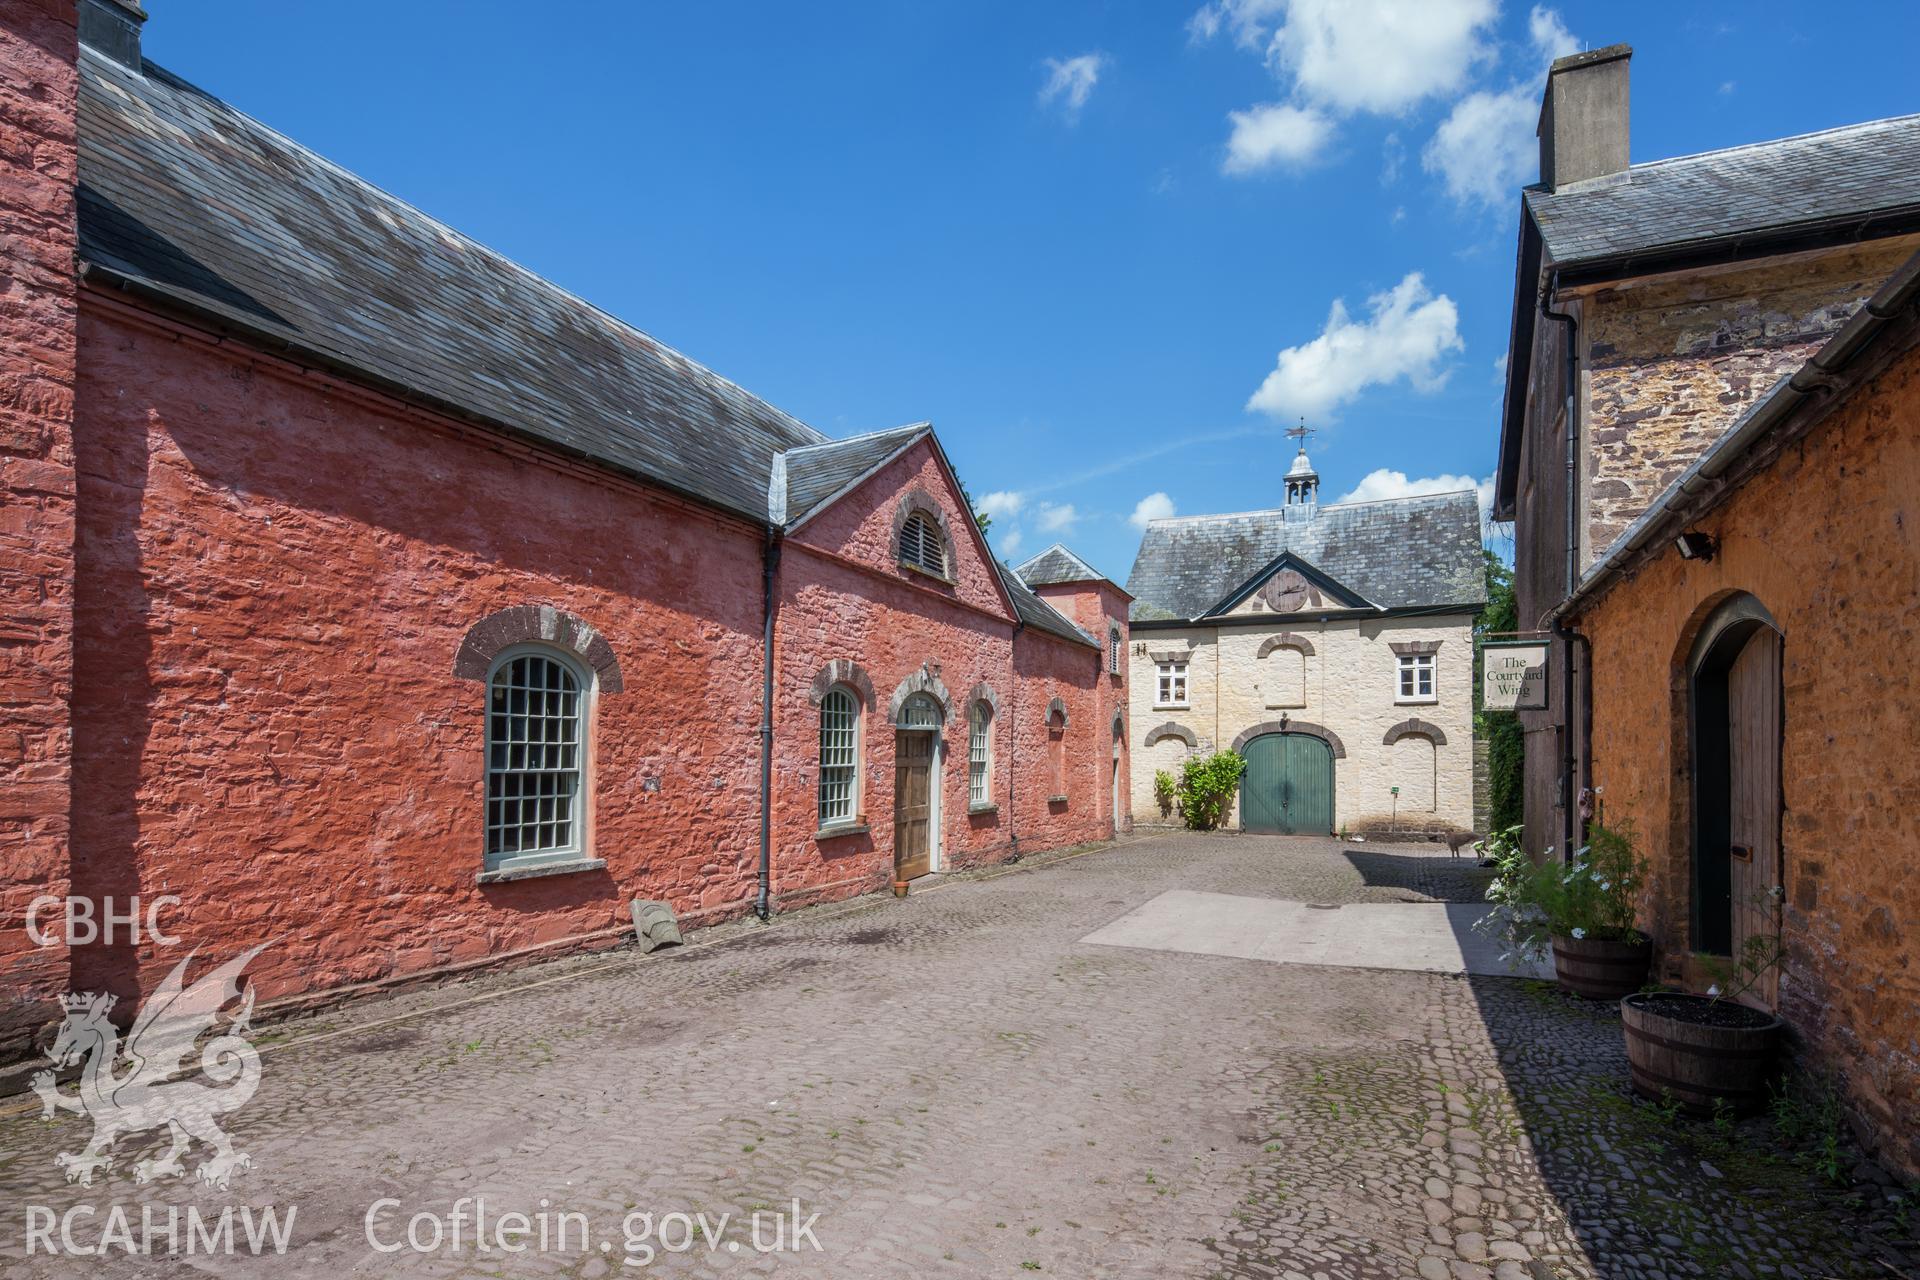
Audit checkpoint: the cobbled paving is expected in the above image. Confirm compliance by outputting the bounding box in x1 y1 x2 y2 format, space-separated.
0 833 1910 1278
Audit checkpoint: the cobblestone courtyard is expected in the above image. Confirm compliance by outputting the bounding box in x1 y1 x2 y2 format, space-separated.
0 834 1912 1278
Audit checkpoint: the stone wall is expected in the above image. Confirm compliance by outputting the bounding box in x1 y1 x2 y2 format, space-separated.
1572 339 1920 1177
0 0 78 1062
1128 614 1477 833
1582 237 1920 561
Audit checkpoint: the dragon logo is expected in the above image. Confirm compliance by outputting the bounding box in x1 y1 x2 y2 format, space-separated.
32 944 268 1189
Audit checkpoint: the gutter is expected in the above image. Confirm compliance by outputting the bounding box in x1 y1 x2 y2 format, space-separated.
1541 273 1585 863
1553 246 1920 621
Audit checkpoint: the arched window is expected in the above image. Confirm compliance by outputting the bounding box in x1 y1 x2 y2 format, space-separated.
1047 706 1067 799
487 648 586 870
1108 624 1123 676
968 702 993 806
897 510 946 577
818 687 860 827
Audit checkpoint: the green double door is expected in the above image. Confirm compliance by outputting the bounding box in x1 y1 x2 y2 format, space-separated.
1241 733 1334 834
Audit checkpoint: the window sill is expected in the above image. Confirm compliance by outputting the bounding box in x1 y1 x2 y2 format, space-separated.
1265 701 1307 710
1152 703 1191 712
815 822 870 841
1046 795 1069 806
967 802 998 816
1394 697 1440 706
898 561 955 587
478 856 606 885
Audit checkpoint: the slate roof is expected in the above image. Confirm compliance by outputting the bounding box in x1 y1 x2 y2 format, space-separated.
75 48 829 524
1014 544 1105 587
1124 492 1486 623
993 561 1096 648
1526 114 1920 273
777 424 930 527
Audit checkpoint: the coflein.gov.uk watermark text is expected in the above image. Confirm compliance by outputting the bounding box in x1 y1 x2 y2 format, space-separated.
364 1197 824 1266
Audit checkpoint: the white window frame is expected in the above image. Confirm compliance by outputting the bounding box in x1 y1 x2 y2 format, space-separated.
818 686 862 828
1154 660 1189 710
1396 653 1437 704
484 644 590 873
968 702 992 807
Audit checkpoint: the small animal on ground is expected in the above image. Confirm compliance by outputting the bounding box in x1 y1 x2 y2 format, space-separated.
1442 830 1480 857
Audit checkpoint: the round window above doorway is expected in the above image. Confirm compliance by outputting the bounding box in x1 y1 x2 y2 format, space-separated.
896 693 943 730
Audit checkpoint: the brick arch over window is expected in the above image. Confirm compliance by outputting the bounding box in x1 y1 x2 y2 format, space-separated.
1231 719 1345 759
1383 717 1448 747
1143 722 1197 750
888 665 952 722
1256 632 1316 659
809 658 876 709
890 489 957 582
967 682 999 716
454 605 623 692
1046 696 1069 728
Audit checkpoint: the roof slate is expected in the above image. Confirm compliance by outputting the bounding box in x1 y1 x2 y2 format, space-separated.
779 424 929 527
1527 114 1920 270
75 50 828 523
1014 544 1105 586
1124 493 1486 623
993 561 1096 648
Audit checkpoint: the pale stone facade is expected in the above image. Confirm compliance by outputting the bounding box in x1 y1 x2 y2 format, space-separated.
1128 614 1477 833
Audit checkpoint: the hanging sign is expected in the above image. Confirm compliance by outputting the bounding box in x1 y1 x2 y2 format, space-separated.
1482 640 1549 711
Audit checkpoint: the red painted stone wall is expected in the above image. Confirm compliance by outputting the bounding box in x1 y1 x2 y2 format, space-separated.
69 299 771 1011
0 0 78 1061
773 439 1120 901
1572 339 1920 1176
1034 580 1132 837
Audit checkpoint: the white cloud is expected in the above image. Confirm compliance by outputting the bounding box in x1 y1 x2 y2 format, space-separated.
1421 84 1536 209
1247 272 1463 421
1223 102 1334 174
1421 7 1579 209
1037 502 1079 533
1493 354 1508 382
1266 0 1499 116
1039 53 1107 120
999 527 1025 558
1527 5 1579 61
976 490 1026 524
1129 492 1177 529
1336 468 1495 531
1188 0 1288 48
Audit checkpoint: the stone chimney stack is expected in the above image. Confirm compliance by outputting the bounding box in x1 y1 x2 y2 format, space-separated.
1537 44 1631 190
79 0 145 69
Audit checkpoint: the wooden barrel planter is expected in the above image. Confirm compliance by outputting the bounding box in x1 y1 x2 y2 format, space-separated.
1550 933 1652 1000
1621 992 1783 1115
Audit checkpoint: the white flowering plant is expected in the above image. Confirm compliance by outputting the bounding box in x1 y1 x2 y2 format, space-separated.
1476 821 1648 962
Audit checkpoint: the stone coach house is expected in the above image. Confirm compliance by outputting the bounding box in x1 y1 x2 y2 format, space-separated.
0 1 1130 1063
1122 446 1484 836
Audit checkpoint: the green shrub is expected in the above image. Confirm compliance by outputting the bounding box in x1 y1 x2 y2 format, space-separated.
1152 769 1178 818
1173 751 1247 832
1476 820 1648 962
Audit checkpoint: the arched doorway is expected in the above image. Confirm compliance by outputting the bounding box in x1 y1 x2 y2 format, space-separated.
1687 594 1784 1004
1241 732 1334 834
894 692 944 880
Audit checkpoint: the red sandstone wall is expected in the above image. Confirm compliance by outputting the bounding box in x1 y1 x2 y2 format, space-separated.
1034 580 1132 837
1573 341 1920 1175
0 0 78 1060
1011 630 1111 849
70 301 770 1009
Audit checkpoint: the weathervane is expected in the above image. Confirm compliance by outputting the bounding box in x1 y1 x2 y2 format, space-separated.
1286 418 1316 450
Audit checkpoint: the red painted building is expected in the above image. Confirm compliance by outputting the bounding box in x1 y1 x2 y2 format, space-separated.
0 0 1129 1064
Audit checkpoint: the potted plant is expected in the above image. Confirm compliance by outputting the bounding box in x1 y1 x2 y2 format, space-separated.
1621 915 1786 1115
1477 821 1652 999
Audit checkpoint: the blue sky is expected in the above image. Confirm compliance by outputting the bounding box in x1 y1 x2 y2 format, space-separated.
144 2 1920 581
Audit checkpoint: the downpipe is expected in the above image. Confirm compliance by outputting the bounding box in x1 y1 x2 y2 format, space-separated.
756 530 782 921
1542 273 1584 863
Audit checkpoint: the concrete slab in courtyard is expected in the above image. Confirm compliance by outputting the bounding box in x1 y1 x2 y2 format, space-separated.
1083 888 1555 978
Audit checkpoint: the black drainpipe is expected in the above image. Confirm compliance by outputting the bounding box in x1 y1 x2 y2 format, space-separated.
1006 620 1024 863
756 529 782 921
1542 271 1584 863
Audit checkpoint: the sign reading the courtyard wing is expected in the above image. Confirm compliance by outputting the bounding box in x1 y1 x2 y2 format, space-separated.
1482 640 1549 711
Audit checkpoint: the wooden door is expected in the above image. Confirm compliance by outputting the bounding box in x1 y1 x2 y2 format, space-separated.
1241 733 1334 834
1727 627 1782 1008
893 730 933 879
